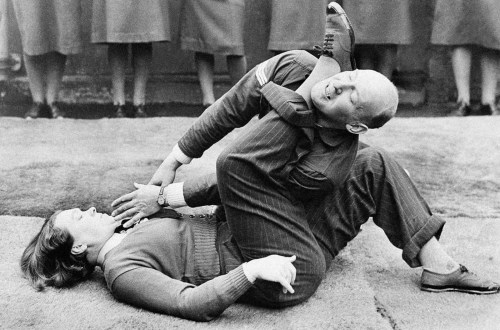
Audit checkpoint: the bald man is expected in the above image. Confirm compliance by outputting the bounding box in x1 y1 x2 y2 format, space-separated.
112 44 405 308
112 4 405 305
113 4 498 306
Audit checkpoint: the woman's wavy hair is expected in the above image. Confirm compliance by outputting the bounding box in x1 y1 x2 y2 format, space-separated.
20 210 95 290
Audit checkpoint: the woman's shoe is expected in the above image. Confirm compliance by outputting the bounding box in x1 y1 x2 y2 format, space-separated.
24 102 44 119
115 104 127 118
49 103 65 119
134 104 148 118
478 103 496 116
448 102 472 117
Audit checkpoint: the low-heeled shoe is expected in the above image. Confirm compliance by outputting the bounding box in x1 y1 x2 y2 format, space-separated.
24 102 44 119
115 104 127 118
479 103 497 116
421 265 500 295
448 103 472 117
134 104 148 118
49 103 65 119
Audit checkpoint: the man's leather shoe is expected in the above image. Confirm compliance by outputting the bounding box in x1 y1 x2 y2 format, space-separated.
421 265 500 295
315 2 356 71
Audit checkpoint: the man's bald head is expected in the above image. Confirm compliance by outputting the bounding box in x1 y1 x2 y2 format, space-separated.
311 69 399 131
356 70 399 128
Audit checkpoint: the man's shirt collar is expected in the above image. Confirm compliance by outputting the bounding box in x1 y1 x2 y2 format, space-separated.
260 81 356 147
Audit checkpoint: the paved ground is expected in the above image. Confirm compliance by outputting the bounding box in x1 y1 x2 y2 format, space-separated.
1 113 499 329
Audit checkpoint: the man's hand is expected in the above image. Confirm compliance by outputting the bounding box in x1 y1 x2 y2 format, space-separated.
111 183 161 228
243 255 297 294
148 154 182 187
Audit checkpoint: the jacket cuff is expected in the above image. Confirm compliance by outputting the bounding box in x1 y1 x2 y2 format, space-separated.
165 182 187 208
172 144 193 165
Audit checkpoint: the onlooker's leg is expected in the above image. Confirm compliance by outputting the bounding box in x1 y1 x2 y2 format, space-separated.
479 48 500 115
45 52 67 118
45 52 66 104
23 54 46 119
132 43 152 117
195 52 215 107
226 55 246 86
377 44 397 80
24 54 46 104
449 46 472 116
108 43 128 117
452 46 472 105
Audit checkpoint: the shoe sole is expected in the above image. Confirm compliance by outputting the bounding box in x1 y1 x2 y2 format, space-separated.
327 2 356 69
327 2 352 32
327 2 345 14
421 286 499 295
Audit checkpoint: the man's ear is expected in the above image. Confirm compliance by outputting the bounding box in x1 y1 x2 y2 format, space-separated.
346 123 368 135
71 244 88 255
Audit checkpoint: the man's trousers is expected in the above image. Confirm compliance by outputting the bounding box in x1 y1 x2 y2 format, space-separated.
216 132 446 308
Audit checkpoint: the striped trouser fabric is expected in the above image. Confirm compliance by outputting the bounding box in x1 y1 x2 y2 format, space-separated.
217 131 445 307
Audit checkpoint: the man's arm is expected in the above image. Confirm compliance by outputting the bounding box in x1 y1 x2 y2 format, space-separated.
147 65 267 188
176 67 265 160
111 173 220 223
149 51 317 187
177 50 317 160
114 51 318 225
175 173 221 208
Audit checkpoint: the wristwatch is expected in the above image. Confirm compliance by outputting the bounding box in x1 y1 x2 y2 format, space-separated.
157 186 169 207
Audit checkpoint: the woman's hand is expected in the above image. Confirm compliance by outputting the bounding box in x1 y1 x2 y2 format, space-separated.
148 154 182 187
111 183 161 228
243 255 297 294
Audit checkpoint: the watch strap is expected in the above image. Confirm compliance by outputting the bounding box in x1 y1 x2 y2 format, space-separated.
158 185 167 206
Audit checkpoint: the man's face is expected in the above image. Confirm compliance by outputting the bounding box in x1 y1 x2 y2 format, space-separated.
54 208 117 248
310 70 390 128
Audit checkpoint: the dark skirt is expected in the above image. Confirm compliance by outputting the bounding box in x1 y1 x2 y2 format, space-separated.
431 0 500 50
343 0 413 45
91 0 171 43
268 0 328 52
13 0 82 55
180 0 245 56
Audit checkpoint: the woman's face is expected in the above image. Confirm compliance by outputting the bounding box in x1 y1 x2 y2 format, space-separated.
54 207 118 248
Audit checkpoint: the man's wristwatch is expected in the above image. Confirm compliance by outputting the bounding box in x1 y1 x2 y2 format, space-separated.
157 186 169 207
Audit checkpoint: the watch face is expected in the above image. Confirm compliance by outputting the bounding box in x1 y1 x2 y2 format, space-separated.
158 195 165 205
